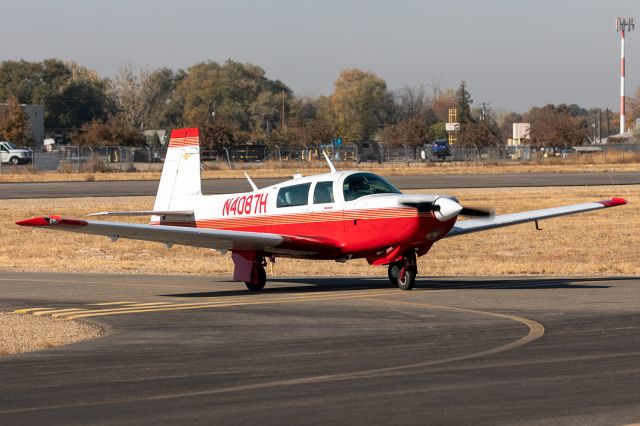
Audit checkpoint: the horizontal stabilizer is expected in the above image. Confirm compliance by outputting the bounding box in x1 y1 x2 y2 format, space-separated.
88 210 194 217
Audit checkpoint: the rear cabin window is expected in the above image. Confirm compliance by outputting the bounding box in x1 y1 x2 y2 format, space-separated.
276 183 311 208
343 173 400 201
313 181 334 204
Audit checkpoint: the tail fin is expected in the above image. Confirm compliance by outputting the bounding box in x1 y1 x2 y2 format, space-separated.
153 128 202 212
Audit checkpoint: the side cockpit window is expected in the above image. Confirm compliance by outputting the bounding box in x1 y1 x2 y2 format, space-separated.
313 181 334 204
276 183 311 208
343 173 400 201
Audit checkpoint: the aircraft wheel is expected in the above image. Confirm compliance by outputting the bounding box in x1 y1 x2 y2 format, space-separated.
387 262 401 285
397 268 416 291
245 264 267 291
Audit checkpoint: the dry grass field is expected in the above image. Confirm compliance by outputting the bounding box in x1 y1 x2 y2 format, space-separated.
2 154 640 183
2 185 637 279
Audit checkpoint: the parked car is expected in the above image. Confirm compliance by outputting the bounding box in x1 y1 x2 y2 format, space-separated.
556 147 577 157
430 139 451 161
353 141 382 164
0 141 32 165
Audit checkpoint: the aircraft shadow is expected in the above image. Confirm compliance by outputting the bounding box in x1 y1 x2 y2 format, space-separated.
162 276 627 299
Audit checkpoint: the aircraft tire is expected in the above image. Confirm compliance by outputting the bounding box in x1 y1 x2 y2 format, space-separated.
397 269 415 291
245 264 267 291
387 262 401 285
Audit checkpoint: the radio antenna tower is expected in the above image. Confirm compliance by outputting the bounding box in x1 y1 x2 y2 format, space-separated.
616 17 635 134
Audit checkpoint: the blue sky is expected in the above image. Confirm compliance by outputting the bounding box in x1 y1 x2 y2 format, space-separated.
2 0 638 112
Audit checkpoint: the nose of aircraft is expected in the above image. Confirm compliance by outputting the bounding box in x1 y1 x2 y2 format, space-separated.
434 197 463 221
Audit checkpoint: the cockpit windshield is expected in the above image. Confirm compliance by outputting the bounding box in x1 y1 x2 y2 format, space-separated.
343 173 401 201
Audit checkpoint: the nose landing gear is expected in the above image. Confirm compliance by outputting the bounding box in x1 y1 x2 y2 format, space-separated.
387 251 417 290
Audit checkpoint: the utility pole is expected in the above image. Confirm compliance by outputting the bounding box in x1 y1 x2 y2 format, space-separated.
281 90 286 131
598 109 602 142
616 17 635 134
479 103 489 121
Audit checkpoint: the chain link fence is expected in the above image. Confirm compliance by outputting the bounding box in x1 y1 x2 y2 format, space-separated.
12 142 640 173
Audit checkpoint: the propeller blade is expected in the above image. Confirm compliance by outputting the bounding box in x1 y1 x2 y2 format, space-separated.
459 206 494 217
400 202 439 213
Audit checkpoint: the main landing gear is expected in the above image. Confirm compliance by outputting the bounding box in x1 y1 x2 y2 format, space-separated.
387 251 417 291
245 257 267 291
232 251 268 292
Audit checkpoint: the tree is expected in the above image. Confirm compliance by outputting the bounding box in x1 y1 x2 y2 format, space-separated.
200 117 242 148
430 122 447 140
110 65 147 129
626 86 640 130
284 96 336 147
0 96 34 146
72 117 146 148
330 68 394 141
379 116 433 147
109 66 182 130
455 80 473 124
430 88 455 122
0 60 48 103
394 85 430 121
45 78 111 130
457 120 502 148
0 59 111 132
523 104 589 150
174 60 291 132
248 91 283 134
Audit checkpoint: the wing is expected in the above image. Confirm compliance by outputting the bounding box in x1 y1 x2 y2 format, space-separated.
16 216 330 256
445 198 627 238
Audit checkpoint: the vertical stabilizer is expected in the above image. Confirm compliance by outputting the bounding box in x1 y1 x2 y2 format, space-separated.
153 128 201 214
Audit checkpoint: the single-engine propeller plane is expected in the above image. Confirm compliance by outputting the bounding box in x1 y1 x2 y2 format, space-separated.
17 128 627 291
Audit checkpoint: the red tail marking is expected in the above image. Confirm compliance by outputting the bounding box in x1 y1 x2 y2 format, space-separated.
168 128 200 148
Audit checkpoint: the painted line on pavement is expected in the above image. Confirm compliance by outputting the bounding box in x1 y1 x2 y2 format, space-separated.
62 289 402 320
14 288 402 320
0 300 545 412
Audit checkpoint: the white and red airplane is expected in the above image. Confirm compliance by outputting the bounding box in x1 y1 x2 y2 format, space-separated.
17 128 627 291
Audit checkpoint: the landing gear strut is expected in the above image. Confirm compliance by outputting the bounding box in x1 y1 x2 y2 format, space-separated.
387 251 417 291
245 257 267 291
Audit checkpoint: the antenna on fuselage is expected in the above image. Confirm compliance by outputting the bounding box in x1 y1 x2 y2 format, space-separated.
244 172 258 192
322 151 337 174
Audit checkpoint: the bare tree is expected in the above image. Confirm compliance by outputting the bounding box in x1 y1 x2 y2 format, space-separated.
429 78 441 101
110 65 148 129
395 85 429 121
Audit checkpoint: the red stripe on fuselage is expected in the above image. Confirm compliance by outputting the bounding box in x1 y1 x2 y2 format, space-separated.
150 208 453 259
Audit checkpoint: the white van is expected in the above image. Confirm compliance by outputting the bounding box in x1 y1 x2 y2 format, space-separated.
0 141 32 165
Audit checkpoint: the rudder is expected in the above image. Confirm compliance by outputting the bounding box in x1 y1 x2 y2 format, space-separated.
153 128 202 212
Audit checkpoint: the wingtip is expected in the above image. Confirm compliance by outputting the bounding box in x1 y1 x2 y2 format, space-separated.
16 216 87 227
16 216 60 227
598 198 627 207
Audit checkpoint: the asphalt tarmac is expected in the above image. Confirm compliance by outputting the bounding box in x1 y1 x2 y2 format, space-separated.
1 172 639 199
1 272 639 425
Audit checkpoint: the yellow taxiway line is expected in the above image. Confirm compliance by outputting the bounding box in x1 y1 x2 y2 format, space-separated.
2 298 545 413
13 288 403 320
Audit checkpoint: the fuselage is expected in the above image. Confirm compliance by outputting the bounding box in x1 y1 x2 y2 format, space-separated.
151 171 457 264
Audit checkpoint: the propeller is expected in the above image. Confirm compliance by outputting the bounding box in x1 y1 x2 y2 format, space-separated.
401 198 494 221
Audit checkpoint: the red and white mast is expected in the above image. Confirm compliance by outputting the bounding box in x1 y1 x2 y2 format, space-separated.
616 18 635 134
